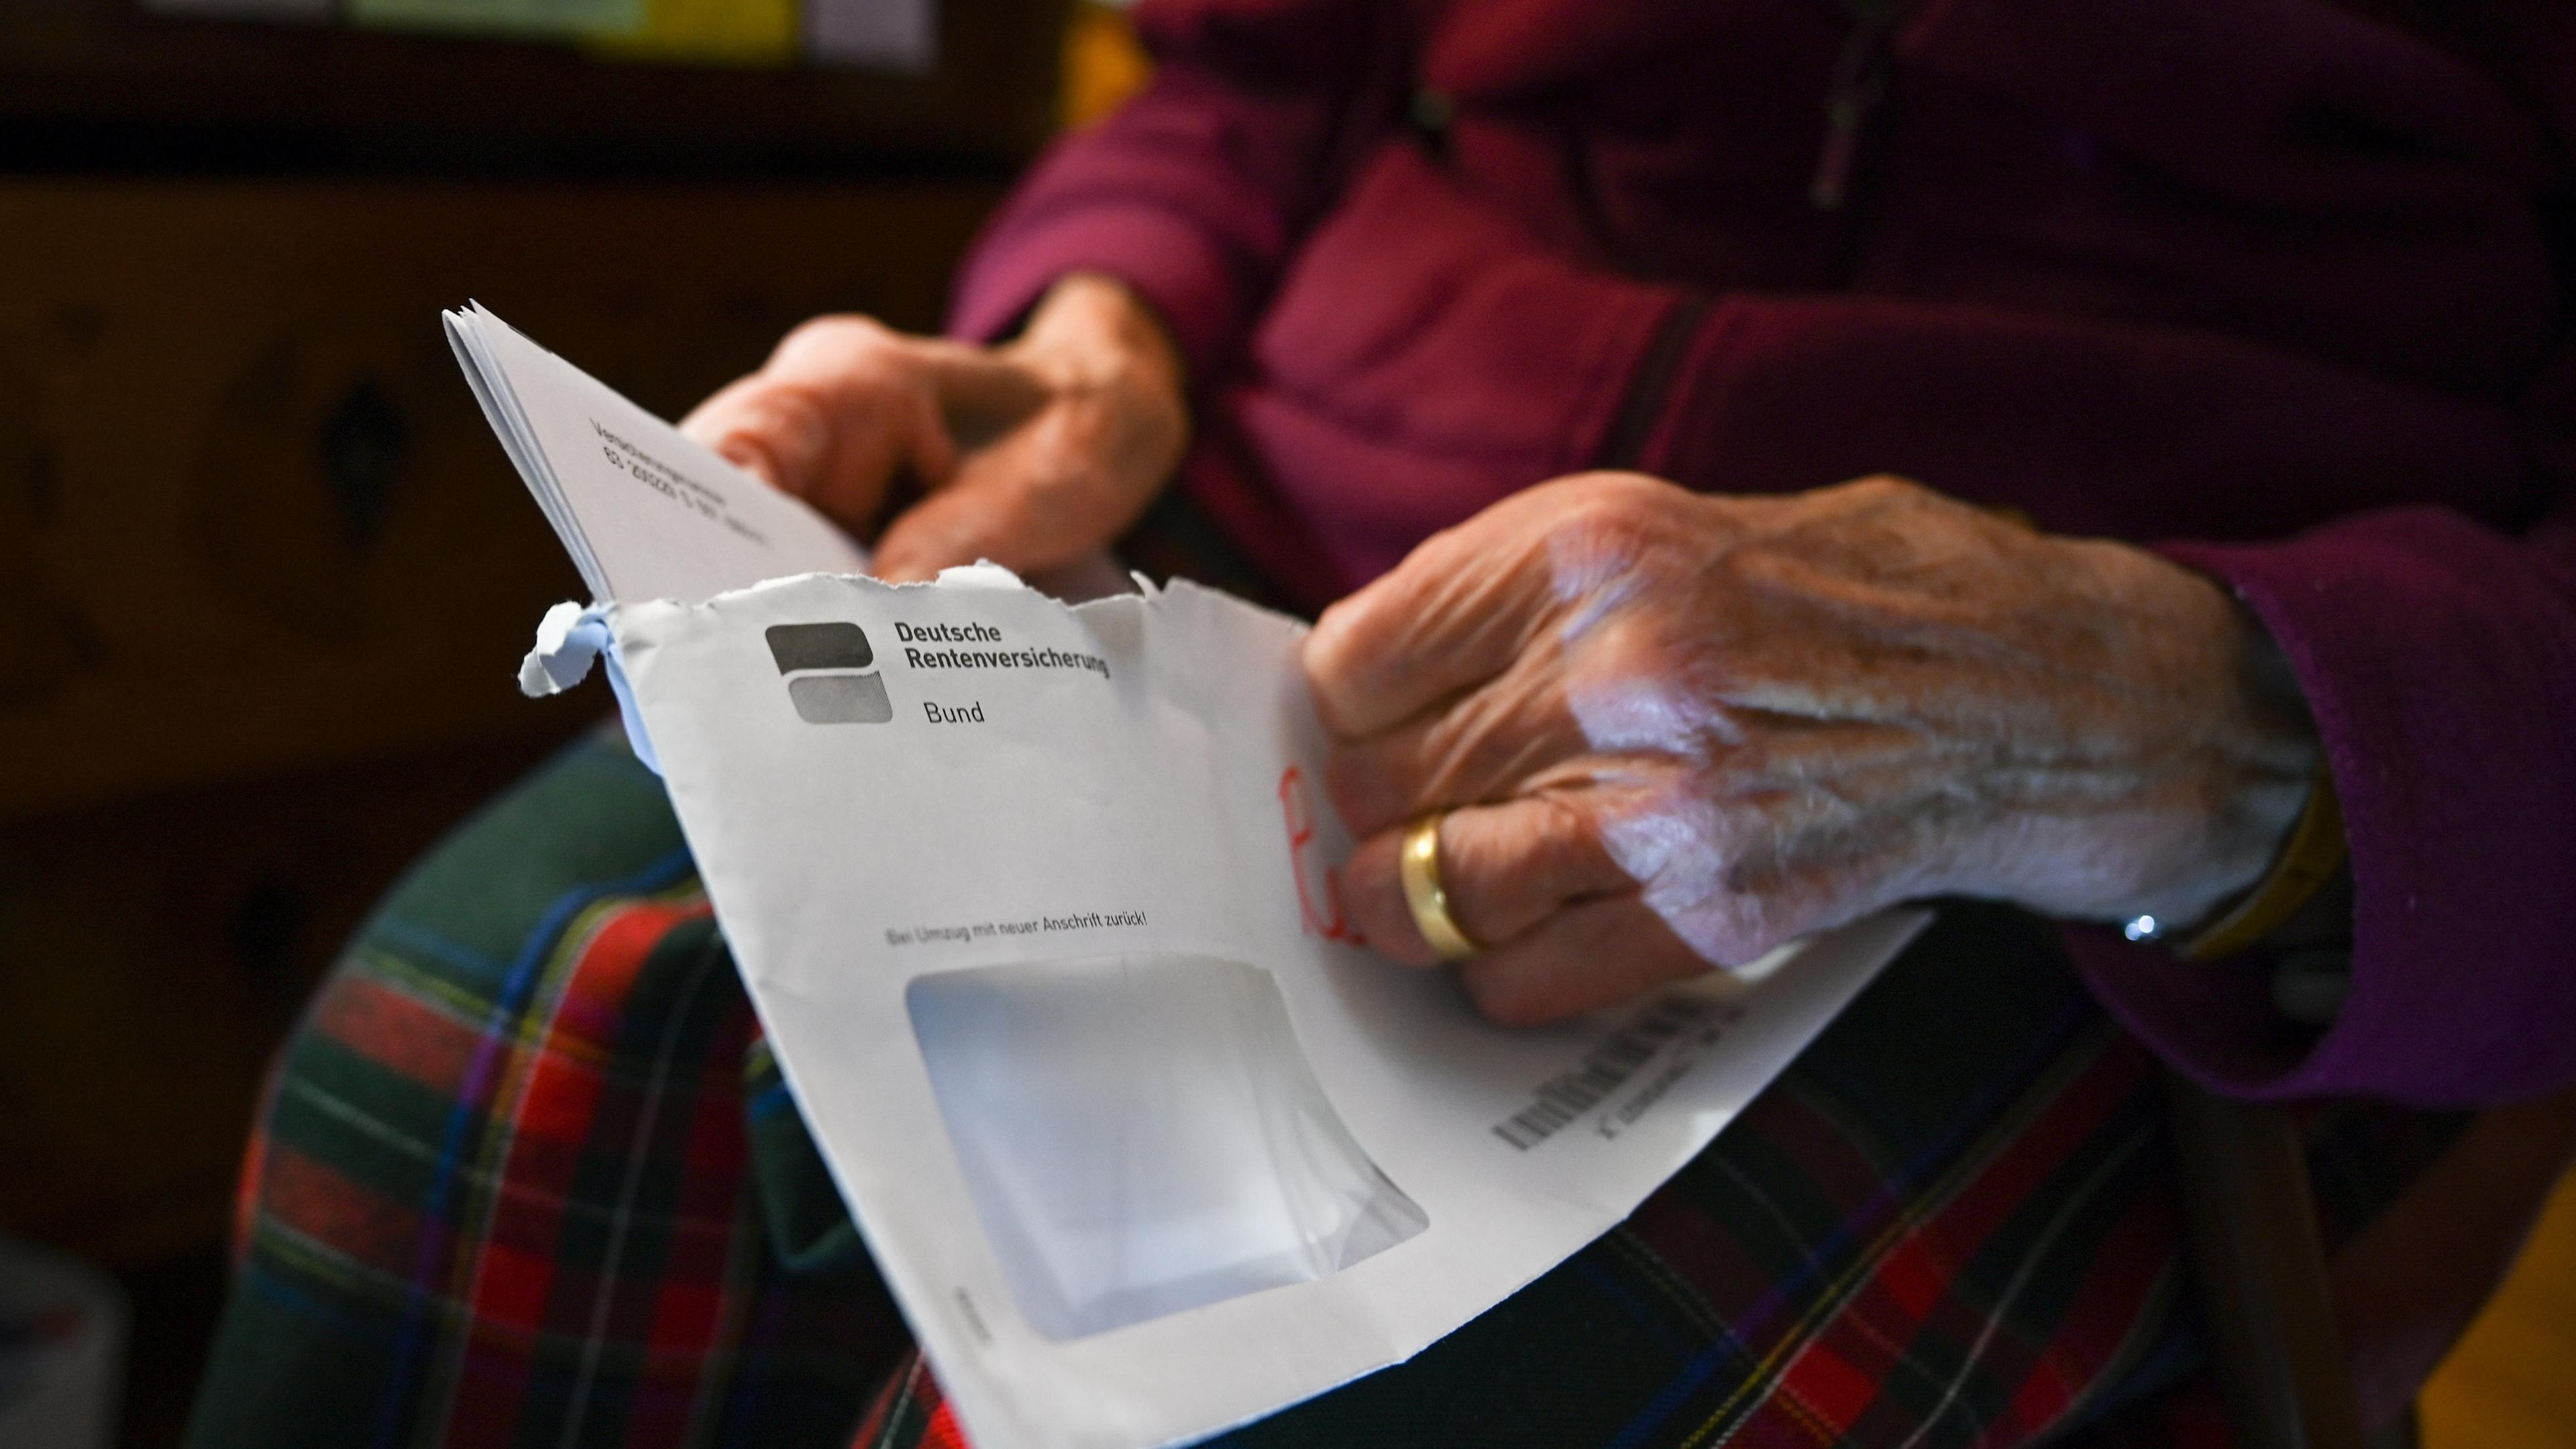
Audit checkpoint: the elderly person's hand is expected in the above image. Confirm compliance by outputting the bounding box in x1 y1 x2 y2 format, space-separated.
1304 472 2324 1025
682 273 1187 584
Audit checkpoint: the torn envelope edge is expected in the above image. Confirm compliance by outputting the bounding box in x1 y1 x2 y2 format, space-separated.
519 598 663 775
518 562 1112 778
448 305 612 600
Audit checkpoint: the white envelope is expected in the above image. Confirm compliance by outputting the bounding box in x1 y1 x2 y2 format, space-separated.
459 305 1929 1449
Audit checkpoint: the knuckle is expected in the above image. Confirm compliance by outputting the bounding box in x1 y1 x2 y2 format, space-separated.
1436 820 1509 908
1302 604 1392 726
1549 469 1665 504
1536 475 1699 594
776 313 900 368
1319 746 1393 833
1529 790 1605 862
1694 892 1789 969
1576 617 1708 717
1588 614 1673 680
742 384 830 444
1703 921 1772 971
1421 705 1511 801
1829 473 1938 513
776 313 859 350
1555 473 1671 540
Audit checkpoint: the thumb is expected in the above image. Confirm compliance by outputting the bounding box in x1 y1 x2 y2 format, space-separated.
796 366 963 527
870 475 1063 584
681 375 807 492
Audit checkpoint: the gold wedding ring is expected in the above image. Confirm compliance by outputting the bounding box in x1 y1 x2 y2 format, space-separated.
1399 814 1482 960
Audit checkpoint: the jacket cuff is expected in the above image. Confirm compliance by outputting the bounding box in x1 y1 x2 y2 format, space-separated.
2075 511 2576 1104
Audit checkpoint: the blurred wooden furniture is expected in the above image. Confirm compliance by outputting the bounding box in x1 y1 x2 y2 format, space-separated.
2170 1075 2576 1448
2420 1162 2576 1445
2168 1076 2371 1449
0 0 1063 172
0 0 1057 1340
0 178 1001 820
0 176 1010 1265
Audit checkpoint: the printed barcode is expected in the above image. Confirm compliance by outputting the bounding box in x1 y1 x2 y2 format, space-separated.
1491 996 1723 1150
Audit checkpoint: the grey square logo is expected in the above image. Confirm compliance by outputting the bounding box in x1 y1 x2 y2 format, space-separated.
766 623 892 724
787 673 894 724
766 622 873 672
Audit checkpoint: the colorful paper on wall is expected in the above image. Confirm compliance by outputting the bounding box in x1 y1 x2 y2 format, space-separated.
802 0 937 72
350 0 643 40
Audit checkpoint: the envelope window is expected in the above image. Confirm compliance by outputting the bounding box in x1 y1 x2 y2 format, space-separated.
907 954 1429 1340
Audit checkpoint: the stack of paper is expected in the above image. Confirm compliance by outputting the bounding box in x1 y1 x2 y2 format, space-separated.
447 302 867 603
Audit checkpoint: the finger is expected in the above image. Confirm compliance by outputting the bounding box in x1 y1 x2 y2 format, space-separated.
869 483 1026 583
685 368 959 529
1024 549 1142 604
888 379 961 496
1457 895 1713 1027
868 441 1106 584
761 317 1034 423
1303 504 1559 741
1343 794 1632 966
680 372 814 490
1322 650 1587 838
686 321 982 518
1305 473 1709 741
912 342 1052 439
871 386 1167 582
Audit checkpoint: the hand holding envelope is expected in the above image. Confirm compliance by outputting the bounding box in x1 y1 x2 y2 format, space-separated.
454 303 1927 1449
1309 470 2318 1025
680 273 1189 585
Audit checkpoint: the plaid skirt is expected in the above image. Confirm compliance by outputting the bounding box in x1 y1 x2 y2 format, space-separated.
182 733 2450 1449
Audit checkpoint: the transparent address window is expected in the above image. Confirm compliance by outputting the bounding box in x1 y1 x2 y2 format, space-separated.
906 953 1428 1340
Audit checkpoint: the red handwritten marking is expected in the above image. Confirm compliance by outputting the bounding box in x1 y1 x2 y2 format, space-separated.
1279 765 1355 941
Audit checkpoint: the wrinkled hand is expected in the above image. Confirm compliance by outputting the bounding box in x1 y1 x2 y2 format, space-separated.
1303 472 2321 1025
682 273 1187 584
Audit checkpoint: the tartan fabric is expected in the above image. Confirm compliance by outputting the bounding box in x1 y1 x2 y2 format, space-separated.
188 735 2450 1449
187 739 912 1449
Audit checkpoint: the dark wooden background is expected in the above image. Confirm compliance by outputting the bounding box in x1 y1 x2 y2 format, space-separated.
0 4 1063 1442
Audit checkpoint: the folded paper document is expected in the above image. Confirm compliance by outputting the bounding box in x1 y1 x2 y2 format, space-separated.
449 303 1929 1449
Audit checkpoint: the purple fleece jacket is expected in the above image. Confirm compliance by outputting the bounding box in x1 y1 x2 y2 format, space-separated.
949 0 2576 1106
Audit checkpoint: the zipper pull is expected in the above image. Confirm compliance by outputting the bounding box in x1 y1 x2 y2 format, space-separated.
1811 111 1865 211
1810 0 1900 211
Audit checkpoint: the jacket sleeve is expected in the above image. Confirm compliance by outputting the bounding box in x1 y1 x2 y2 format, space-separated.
2076 10 2576 1104
947 0 1395 379
2070 456 2576 1107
